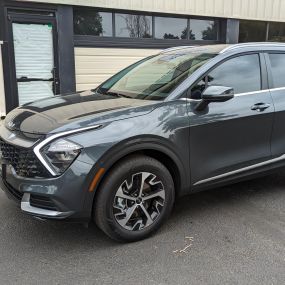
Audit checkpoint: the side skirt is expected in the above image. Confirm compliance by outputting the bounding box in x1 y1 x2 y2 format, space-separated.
194 154 285 186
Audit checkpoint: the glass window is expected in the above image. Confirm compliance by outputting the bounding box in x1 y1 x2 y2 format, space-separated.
97 47 218 100
73 9 112 36
190 19 218 40
155 17 187 40
268 22 285 42
191 54 261 98
115 14 152 38
239 20 267 42
268 54 285 88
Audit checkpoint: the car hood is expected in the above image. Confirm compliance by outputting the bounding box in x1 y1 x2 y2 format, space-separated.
4 91 160 135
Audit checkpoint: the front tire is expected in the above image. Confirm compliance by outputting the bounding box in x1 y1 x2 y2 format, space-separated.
93 155 175 242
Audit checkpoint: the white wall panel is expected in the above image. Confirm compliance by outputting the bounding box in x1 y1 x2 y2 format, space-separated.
21 0 285 22
75 47 160 91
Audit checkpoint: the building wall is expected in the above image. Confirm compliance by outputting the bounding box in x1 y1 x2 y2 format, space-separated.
75 47 160 91
22 0 285 22
0 42 6 116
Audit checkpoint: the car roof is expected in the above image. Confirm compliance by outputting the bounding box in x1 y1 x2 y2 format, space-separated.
161 42 285 55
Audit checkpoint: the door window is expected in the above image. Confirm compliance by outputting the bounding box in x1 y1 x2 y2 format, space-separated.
12 23 55 105
268 53 285 88
191 54 261 99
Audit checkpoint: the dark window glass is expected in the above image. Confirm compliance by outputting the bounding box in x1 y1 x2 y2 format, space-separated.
74 9 112 36
115 14 152 38
268 22 285 42
155 17 187 39
190 19 218 40
268 54 285 88
239 20 267 42
191 54 261 98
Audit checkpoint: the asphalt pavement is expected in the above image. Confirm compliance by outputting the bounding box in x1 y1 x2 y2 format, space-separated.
0 171 284 285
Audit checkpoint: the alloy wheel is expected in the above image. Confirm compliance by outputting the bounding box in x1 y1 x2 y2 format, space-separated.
113 172 165 231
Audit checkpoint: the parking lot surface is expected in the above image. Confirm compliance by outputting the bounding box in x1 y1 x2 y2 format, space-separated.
0 171 284 285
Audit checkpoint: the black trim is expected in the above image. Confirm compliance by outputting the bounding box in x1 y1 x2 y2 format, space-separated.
260 53 269 90
84 136 190 215
74 35 221 49
57 5 76 94
226 19 239 44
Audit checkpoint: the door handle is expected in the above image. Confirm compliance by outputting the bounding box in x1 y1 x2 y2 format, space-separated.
251 103 271 112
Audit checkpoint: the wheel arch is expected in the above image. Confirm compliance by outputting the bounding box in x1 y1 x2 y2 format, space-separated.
86 136 190 208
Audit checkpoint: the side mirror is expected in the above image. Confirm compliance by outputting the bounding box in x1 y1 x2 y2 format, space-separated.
195 85 234 111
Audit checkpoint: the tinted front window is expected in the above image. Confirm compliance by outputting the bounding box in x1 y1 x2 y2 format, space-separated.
115 14 152 38
208 54 261 94
191 54 261 98
190 19 218 40
97 50 217 100
155 17 187 39
269 54 285 88
74 9 112 36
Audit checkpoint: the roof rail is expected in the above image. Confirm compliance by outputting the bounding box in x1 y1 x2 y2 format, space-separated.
160 46 196 54
220 42 285 53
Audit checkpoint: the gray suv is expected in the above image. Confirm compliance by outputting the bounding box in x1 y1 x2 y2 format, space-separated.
1 43 284 242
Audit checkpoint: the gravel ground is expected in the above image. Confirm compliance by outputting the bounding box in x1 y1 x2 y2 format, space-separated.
0 171 284 285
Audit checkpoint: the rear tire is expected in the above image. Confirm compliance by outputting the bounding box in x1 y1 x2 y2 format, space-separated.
93 155 175 242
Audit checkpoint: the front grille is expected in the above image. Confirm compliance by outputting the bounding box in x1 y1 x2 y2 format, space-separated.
30 194 59 211
0 138 50 178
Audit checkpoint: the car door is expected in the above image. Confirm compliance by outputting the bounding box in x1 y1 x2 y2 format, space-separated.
188 53 275 186
266 52 285 158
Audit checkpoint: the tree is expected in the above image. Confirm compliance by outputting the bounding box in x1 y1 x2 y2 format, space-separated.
122 15 151 38
74 10 103 36
181 28 196 40
202 23 217 40
163 33 179 39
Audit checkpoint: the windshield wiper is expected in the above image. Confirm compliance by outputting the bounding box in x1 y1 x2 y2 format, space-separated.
106 91 133 99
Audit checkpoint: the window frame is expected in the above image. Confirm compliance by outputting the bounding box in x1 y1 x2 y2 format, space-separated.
73 7 222 48
188 52 268 99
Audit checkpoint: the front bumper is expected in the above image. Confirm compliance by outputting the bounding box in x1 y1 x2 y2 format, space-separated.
0 159 94 221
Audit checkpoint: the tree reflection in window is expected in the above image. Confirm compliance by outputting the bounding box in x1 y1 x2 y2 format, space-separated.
116 14 152 38
190 19 218 40
74 9 112 36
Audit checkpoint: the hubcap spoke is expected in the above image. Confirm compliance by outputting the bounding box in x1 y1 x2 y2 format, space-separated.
142 189 165 201
139 204 153 226
116 186 136 201
113 171 165 232
116 205 137 227
138 172 151 197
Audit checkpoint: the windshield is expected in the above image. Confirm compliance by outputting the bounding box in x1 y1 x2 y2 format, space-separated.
96 50 217 101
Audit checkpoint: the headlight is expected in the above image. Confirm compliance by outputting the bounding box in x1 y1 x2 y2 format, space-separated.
41 138 82 175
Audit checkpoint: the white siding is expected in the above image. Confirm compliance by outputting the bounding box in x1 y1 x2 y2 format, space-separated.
22 0 285 22
75 47 160 91
0 42 5 117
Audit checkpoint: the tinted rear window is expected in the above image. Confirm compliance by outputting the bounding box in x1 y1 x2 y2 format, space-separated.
269 54 285 88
